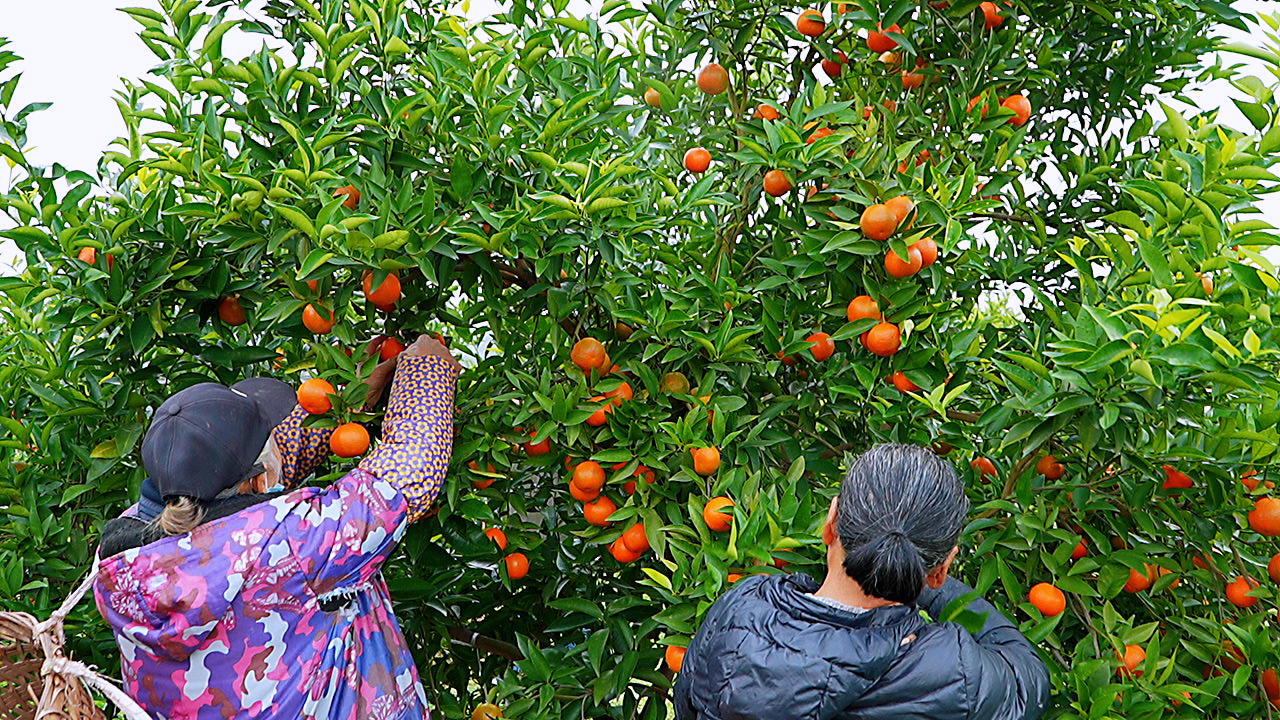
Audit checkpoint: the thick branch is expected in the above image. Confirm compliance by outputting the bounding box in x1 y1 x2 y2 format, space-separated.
445 624 524 661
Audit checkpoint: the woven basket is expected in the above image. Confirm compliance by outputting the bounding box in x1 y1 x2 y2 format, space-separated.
0 565 149 720
0 611 102 720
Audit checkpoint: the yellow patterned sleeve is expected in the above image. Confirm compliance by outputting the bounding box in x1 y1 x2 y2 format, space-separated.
271 405 335 489
358 354 459 522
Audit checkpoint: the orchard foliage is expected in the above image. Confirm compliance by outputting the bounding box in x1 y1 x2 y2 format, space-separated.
2 0 1280 718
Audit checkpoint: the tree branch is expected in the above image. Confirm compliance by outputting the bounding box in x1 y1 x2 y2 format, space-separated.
445 624 525 661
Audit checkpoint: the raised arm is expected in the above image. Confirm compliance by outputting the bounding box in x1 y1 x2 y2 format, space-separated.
918 577 1051 720
357 337 460 522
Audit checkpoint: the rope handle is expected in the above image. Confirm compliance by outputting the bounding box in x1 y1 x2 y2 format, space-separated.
30 558 154 720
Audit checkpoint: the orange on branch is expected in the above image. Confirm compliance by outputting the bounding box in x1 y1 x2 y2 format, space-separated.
665 645 687 673
866 23 902 53
573 460 606 493
860 204 898 241
362 270 402 306
697 63 729 94
330 423 370 458
763 170 792 197
297 378 336 415
704 497 735 532
334 184 361 210
684 147 712 173
1028 583 1066 617
863 322 901 356
504 553 529 579
692 446 721 476
885 247 923 278
584 496 618 526
847 295 881 323
807 332 835 361
795 9 825 36
302 304 337 335
218 296 247 326
484 527 508 550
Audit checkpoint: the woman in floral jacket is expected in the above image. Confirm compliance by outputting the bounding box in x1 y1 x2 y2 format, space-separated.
94 334 459 720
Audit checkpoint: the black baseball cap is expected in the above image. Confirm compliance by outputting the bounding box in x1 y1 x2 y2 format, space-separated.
141 377 297 501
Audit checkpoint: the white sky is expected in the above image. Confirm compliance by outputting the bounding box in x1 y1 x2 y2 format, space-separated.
0 1 1276 272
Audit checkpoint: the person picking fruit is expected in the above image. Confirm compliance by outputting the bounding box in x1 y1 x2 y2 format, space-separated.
93 333 461 720
673 443 1050 720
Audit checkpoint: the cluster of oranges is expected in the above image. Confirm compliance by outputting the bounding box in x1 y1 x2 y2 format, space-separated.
474 334 740 590
296 377 371 458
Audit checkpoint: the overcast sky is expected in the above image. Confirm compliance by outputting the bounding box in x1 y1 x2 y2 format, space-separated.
0 1 1276 271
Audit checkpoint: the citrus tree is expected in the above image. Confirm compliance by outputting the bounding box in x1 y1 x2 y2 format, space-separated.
4 0 1280 718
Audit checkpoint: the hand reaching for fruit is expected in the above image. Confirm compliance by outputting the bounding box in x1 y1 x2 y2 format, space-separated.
363 333 460 410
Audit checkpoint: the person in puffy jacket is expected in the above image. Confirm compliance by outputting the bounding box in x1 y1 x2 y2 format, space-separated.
674 443 1050 720
94 334 460 720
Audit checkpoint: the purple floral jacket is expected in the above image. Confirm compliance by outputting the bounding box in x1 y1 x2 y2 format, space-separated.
93 355 459 720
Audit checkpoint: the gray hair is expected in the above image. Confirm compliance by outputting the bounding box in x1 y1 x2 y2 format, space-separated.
836 443 970 604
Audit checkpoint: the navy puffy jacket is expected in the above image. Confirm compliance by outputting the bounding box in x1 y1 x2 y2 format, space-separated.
673 573 1050 720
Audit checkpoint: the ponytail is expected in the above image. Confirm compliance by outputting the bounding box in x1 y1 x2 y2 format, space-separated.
154 496 205 536
836 444 969 604
842 531 928 604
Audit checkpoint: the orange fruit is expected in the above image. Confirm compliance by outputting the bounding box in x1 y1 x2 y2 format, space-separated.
644 87 662 108
1250 497 1280 535
684 147 712 173
661 372 691 394
754 103 780 120
878 51 902 69
484 527 508 550
586 396 612 426
77 246 98 266
665 645 687 673
775 347 797 367
1071 539 1088 560
704 496 735 532
1117 644 1145 678
884 195 915 227
866 23 902 53
980 1 1005 29
362 270 401 306
728 573 743 582
504 552 529 579
821 50 848 78
795 9 825 36
885 246 923 278
901 69 924 90
472 703 503 720
890 371 920 393
1028 582 1066 617
605 382 634 403
1264 668 1280 706
692 446 721 476
571 337 609 372
807 332 835 362
523 430 552 456
1036 455 1059 476
1226 576 1260 607
610 538 643 562
584 496 618 527
569 478 601 502
334 184 361 210
763 170 792 197
1269 553 1280 584
470 461 497 489
297 378 337 415
1161 464 1192 490
1240 469 1275 490
967 94 990 117
330 423 370 458
573 461 606 492
378 337 406 361
622 523 651 553
863 322 901 356
912 238 939 268
218 296 247 326
847 295 882 323
1123 566 1152 593
860 204 898 241
1001 94 1031 126
1199 272 1214 295
697 63 729 94
302 304 336 334
971 457 998 478
806 127 833 144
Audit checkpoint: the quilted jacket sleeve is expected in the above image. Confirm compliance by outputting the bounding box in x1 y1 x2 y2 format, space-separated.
917 577 1051 720
282 354 459 592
